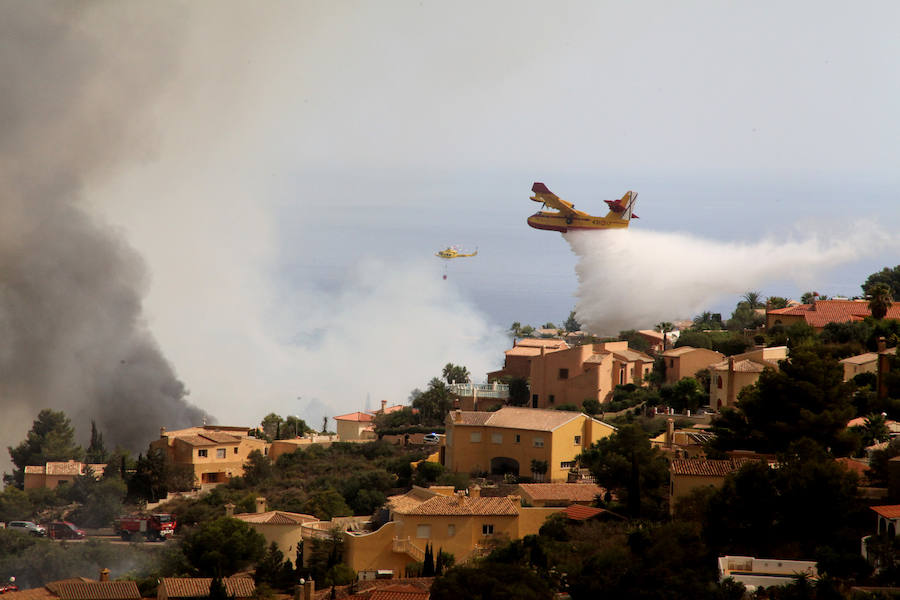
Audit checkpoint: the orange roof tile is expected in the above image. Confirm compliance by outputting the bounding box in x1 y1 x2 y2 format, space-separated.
55 582 140 600
233 510 317 525
670 458 759 477
159 578 255 599
368 587 430 600
333 411 375 422
452 407 583 432
710 359 766 373
769 300 900 328
516 483 604 502
403 495 518 516
872 505 900 519
563 505 606 521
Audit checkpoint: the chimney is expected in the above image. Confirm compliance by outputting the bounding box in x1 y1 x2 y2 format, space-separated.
726 356 736 407
224 502 235 518
160 426 166 438
255 497 267 514
99 568 110 582
381 399 387 413
468 484 481 498
453 409 462 422
879 336 887 353
455 490 466 505
665 418 674 449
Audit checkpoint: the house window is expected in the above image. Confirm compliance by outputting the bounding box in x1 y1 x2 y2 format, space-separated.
619 369 625 384
669 359 675 368
558 368 569 379
470 432 482 443
233 447 238 454
515 434 521 443
533 437 544 448
447 524 456 537
264 447 268 455
630 368 634 377
482 524 494 536
574 435 581 445
198 449 208 458
549 394 555 404
416 524 432 539
561 460 576 469
491 433 502 444
531 394 538 408
216 448 226 459
717 376 723 389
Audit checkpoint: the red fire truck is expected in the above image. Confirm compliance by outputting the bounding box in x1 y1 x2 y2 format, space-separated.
114 513 176 541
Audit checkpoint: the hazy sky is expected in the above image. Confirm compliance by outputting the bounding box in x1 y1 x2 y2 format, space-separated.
7 1 900 444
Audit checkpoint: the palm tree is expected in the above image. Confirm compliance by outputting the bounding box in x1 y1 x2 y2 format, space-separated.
742 291 764 309
655 321 674 351
868 283 893 320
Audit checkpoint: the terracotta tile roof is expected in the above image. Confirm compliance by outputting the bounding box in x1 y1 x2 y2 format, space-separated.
55 582 140 600
836 457 870 480
334 411 375 422
515 338 570 348
769 300 900 328
403 495 519 516
233 510 317 525
563 505 606 521
368 586 430 600
198 431 241 444
662 346 708 357
452 407 582 432
670 458 759 477
159 578 255 598
872 505 900 519
710 359 766 373
516 483 604 503
44 579 95 595
2 588 56 600
611 348 654 363
584 353 611 364
175 435 220 447
841 352 879 366
637 329 664 341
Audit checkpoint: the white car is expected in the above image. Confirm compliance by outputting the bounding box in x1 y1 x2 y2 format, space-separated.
423 433 441 445
8 521 46 536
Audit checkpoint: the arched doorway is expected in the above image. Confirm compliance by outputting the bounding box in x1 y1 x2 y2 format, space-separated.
490 456 520 476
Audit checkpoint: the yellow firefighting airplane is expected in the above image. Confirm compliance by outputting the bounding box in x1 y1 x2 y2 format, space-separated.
435 246 478 259
527 182 638 233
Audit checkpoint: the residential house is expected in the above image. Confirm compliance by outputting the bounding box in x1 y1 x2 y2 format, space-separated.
669 457 762 511
718 556 817 589
840 352 882 382
527 341 653 408
267 434 340 462
443 406 616 483
514 483 605 507
157 578 255 600
344 485 562 577
449 382 509 412
650 419 714 458
229 499 318 567
767 299 900 332
149 425 269 488
636 329 665 354
660 347 724 386
3 571 139 600
708 346 787 410
23 460 106 490
487 338 569 382
334 412 377 441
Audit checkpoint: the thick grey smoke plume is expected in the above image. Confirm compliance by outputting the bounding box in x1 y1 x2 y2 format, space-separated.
0 4 207 463
566 225 896 335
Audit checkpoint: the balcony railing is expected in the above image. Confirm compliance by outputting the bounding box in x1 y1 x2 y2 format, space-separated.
449 382 510 399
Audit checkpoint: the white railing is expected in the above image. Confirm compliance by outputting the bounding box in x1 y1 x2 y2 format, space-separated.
450 383 509 399
391 536 425 561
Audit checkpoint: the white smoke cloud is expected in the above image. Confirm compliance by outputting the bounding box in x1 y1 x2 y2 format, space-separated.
567 223 896 335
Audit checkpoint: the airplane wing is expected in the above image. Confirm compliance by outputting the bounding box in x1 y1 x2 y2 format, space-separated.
530 182 579 217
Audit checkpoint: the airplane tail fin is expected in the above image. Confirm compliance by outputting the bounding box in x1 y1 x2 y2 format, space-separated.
604 191 639 220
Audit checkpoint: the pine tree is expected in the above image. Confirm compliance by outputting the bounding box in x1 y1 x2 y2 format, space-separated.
435 546 445 576
85 420 109 463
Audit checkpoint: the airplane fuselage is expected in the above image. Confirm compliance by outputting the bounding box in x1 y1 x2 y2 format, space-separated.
527 211 631 233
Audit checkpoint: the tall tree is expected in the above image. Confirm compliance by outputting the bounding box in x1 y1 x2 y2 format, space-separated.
741 290 764 309
442 363 471 384
564 310 581 333
868 282 894 320
766 296 790 309
6 409 83 488
863 265 900 301
84 420 109 464
260 413 284 441
654 322 674 351
412 378 454 425
180 517 267 576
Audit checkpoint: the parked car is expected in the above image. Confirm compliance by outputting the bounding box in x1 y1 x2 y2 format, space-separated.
46 521 85 540
423 433 441 445
7 521 46 536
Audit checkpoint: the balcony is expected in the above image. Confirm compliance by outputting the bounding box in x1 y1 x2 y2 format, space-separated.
449 382 509 399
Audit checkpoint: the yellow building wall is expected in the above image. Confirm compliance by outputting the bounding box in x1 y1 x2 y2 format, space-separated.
670 474 726 509
446 415 615 482
344 521 412 576
249 523 305 566
665 349 724 384
710 369 762 409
